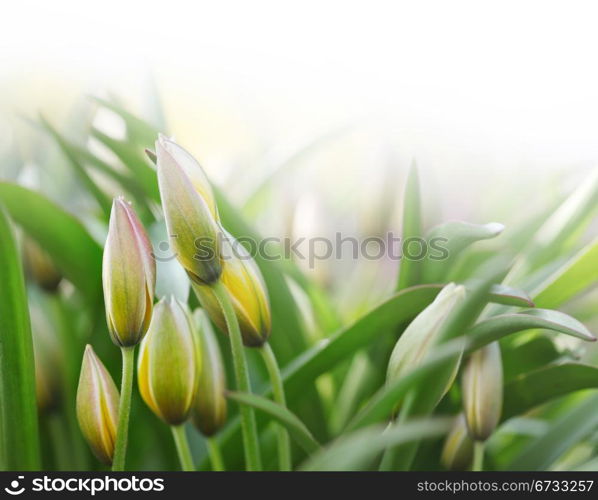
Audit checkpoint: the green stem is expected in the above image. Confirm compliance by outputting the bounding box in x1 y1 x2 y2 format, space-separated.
112 346 135 471
259 342 291 471
171 425 195 471
207 437 225 471
473 441 485 471
211 281 261 471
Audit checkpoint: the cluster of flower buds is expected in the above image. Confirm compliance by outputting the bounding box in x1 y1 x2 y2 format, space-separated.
155 135 271 347
77 134 274 465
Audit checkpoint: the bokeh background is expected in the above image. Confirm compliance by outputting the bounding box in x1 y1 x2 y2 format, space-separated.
3 0 597 315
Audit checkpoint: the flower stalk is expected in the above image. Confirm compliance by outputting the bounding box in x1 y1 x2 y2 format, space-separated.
210 280 261 471
112 346 135 471
171 425 195 471
259 342 291 471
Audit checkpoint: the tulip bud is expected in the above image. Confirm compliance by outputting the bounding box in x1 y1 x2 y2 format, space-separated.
22 236 62 292
191 231 271 347
462 342 503 441
387 283 466 384
155 135 222 285
441 414 474 470
191 309 227 436
76 345 119 465
138 296 197 425
103 197 156 347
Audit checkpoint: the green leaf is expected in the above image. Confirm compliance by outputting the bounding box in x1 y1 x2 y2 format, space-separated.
422 221 504 283
503 364 598 420
0 184 103 303
283 285 443 399
91 96 158 145
533 237 598 309
508 393 598 471
39 116 112 218
467 309 596 349
487 284 534 307
91 128 160 201
347 338 468 431
227 391 320 455
396 162 423 291
506 169 598 283
300 417 452 471
0 207 41 469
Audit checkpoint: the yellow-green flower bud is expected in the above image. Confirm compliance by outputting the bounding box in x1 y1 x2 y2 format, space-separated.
441 414 474 470
191 309 227 436
156 135 222 285
138 296 197 425
462 342 503 441
102 197 156 347
22 236 62 292
387 283 466 383
191 231 271 347
76 345 119 465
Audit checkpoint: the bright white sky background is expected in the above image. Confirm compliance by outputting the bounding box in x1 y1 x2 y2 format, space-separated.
1 0 598 204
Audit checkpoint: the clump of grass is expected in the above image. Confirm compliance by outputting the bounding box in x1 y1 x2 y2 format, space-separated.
0 97 597 471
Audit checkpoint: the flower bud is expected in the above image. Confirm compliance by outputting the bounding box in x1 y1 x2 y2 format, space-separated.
191 309 227 436
76 345 119 465
156 135 222 285
22 236 62 292
138 296 197 425
191 231 271 347
462 341 503 441
387 283 466 383
103 197 156 347
441 414 474 470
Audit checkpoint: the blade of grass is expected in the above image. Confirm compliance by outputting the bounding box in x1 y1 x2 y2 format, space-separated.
0 207 41 470
227 391 320 455
503 364 598 420
39 116 112 219
533 237 598 309
396 161 423 291
467 308 596 349
508 393 598 471
300 417 452 471
0 184 103 304
422 221 505 283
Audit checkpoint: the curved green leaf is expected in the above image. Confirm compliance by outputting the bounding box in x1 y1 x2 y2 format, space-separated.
0 184 103 303
300 417 452 471
0 207 40 469
39 116 112 218
423 221 504 283
283 285 443 398
467 309 596 350
533 237 598 309
227 391 320 455
488 284 534 307
503 363 598 420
